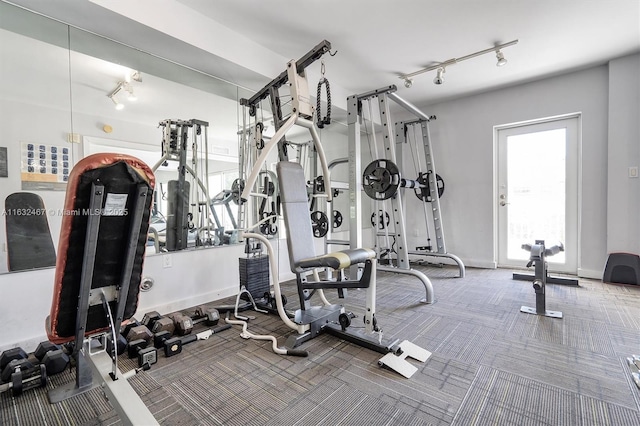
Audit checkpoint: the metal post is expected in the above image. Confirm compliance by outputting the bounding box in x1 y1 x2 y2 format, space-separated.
347 95 363 279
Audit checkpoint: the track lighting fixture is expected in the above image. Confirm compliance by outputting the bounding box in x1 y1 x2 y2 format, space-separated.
123 83 137 101
399 39 518 87
110 95 124 110
433 68 445 85
107 71 141 110
495 49 507 67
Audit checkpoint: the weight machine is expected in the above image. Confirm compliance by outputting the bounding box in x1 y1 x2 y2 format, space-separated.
348 85 462 304
397 119 465 276
153 119 237 248
235 41 429 377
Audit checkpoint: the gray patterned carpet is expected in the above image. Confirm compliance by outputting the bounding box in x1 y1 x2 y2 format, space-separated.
2 265 640 425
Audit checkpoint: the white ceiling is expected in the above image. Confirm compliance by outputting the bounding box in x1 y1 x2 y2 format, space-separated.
176 0 640 107
6 0 640 112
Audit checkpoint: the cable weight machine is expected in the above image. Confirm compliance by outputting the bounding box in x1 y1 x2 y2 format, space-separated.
349 86 434 303
153 119 219 250
396 118 464 276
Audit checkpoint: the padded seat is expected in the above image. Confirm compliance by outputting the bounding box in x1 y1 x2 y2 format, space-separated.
297 248 375 271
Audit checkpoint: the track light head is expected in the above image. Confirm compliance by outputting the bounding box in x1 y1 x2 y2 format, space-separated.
496 49 507 67
124 83 137 101
433 68 445 85
109 95 124 110
404 78 413 88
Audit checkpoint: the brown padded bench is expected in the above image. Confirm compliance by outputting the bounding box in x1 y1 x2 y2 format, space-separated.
44 153 158 424
46 152 155 344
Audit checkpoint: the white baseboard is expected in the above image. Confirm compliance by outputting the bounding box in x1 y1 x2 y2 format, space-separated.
577 268 602 280
138 285 239 317
464 259 498 269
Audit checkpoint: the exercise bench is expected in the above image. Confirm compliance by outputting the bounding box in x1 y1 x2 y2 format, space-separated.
45 153 158 425
277 161 430 378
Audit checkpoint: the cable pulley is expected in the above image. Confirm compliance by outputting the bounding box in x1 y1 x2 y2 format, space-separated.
370 210 391 230
310 211 329 238
332 210 343 229
259 212 278 236
254 122 265 149
230 178 245 205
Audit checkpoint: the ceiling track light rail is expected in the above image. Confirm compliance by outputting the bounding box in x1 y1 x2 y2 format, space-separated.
400 39 518 87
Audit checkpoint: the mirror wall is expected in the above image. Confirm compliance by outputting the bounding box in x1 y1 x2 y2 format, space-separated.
0 2 250 273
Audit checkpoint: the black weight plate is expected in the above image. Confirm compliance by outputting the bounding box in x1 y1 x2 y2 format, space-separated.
310 211 329 238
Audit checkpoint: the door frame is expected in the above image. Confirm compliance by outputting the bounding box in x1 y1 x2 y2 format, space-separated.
493 112 582 274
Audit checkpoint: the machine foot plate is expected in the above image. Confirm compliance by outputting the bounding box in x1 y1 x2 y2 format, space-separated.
378 340 431 378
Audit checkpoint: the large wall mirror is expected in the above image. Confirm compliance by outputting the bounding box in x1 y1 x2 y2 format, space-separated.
0 2 250 273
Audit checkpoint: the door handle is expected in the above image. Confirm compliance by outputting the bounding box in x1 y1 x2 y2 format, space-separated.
500 200 509 207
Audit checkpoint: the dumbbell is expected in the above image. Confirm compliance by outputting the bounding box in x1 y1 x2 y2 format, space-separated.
0 364 47 396
34 341 70 375
142 310 192 336
167 307 220 335
1 347 28 371
125 324 154 345
125 337 158 369
192 306 220 327
1 358 33 383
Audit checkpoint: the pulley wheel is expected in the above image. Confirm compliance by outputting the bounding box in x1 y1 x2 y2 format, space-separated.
370 210 391 230
362 159 401 200
338 313 351 331
333 210 343 229
259 212 277 235
231 178 245 204
310 211 329 238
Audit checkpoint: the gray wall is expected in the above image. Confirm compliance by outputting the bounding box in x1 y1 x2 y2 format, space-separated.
607 54 640 255
402 59 636 277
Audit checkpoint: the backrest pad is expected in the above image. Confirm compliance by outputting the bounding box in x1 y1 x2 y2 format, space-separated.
276 161 316 273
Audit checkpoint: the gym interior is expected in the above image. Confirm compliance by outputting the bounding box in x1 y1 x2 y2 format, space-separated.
1 1 639 425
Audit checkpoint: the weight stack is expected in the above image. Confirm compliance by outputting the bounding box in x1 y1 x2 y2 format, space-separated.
239 256 270 300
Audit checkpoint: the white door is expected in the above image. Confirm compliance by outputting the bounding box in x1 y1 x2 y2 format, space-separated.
496 115 579 274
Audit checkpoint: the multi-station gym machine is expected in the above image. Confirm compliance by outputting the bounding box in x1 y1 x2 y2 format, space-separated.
346 85 464 304
151 118 239 251
230 41 430 377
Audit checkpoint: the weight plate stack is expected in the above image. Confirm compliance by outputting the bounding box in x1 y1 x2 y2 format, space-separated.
239 256 270 300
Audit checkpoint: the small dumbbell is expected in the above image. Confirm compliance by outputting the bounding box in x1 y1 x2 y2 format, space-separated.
0 365 47 396
192 306 220 327
126 325 154 345
168 313 193 336
0 347 28 373
34 341 70 376
1 358 33 383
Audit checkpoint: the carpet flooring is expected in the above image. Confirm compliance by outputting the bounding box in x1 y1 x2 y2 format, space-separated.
2 265 639 425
